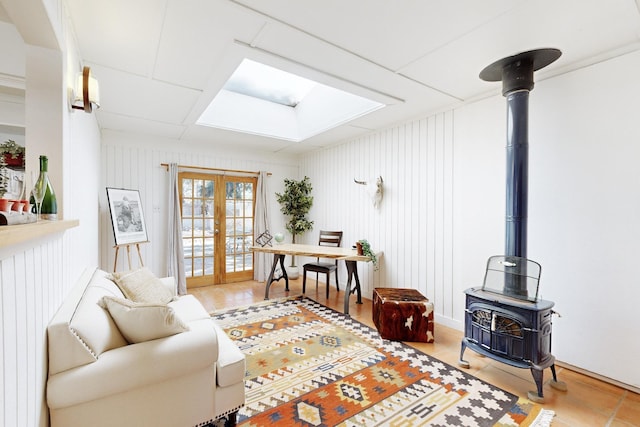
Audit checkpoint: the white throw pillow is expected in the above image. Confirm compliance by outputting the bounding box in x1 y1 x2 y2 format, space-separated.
110 267 174 304
99 296 189 344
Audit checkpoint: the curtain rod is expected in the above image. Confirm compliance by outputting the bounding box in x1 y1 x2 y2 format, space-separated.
160 163 271 176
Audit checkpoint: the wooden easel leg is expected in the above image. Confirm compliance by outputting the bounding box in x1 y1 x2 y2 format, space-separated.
126 245 132 270
113 247 120 272
136 243 144 267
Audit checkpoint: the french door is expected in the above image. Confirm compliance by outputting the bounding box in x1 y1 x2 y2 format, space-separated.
179 172 256 287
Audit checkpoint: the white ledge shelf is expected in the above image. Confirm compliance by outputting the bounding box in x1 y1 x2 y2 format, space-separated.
0 219 79 249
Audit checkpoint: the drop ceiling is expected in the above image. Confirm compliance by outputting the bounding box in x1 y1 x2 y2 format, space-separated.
18 1 640 153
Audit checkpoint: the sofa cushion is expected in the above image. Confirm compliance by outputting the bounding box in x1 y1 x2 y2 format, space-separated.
110 267 175 304
99 296 190 343
168 294 210 323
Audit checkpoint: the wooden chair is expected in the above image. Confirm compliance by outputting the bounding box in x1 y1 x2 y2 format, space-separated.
302 231 343 298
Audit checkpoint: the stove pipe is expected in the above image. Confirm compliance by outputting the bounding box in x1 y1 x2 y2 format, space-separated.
480 48 561 295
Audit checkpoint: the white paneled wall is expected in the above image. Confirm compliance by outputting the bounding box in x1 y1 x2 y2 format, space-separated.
299 112 458 327
99 132 299 276
1 235 72 427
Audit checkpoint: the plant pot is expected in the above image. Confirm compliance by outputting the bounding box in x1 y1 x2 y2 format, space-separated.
356 242 364 255
10 200 24 213
3 153 24 168
285 265 299 280
0 199 13 211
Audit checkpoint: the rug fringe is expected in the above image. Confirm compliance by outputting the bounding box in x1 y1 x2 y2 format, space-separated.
529 409 555 427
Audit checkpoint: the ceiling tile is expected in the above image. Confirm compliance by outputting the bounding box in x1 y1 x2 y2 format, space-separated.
67 0 167 76
90 64 201 124
182 123 293 153
153 0 267 89
233 0 523 71
97 110 187 139
400 0 640 99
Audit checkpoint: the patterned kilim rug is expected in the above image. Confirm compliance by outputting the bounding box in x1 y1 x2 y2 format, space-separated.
211 296 554 427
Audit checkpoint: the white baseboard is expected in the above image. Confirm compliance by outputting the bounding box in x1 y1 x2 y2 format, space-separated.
555 360 640 394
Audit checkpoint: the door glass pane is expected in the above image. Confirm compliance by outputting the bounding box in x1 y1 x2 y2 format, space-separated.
194 257 203 277
182 179 192 196
204 237 214 256
195 179 204 197
193 237 203 256
183 256 192 276
204 255 213 275
205 200 214 217
224 179 254 274
181 174 215 284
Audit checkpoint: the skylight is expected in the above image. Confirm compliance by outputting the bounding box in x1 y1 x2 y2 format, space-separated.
223 59 316 107
197 58 385 142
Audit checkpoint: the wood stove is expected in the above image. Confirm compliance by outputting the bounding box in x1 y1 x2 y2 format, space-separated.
459 256 564 402
459 49 567 403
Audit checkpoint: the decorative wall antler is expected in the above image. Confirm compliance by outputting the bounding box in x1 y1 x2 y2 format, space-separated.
354 176 384 208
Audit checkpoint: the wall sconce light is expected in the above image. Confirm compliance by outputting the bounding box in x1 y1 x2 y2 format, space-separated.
71 66 100 113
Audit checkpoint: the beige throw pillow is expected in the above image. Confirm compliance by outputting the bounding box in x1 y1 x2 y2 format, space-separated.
99 296 189 344
110 267 174 304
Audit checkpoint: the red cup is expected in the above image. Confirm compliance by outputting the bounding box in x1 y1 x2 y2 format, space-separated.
11 201 24 213
19 200 30 213
0 199 13 211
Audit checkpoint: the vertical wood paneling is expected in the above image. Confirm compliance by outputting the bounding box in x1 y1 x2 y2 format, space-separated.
433 113 445 317
15 253 27 426
300 110 457 325
442 111 455 319
418 119 428 298
1 236 70 427
2 255 18 427
426 116 436 304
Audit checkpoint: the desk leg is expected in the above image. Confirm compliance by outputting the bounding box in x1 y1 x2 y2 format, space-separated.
281 256 290 291
264 254 289 300
344 260 363 315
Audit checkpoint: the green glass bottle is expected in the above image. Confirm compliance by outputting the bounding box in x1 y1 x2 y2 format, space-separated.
30 155 57 220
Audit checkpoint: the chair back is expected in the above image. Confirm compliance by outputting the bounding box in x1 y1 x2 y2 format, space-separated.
318 230 343 248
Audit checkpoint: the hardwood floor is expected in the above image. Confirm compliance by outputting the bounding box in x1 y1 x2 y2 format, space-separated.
189 278 639 427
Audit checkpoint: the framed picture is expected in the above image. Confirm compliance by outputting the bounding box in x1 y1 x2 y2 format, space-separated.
106 187 148 246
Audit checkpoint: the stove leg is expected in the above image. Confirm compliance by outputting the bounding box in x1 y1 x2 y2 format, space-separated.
549 364 568 392
527 368 545 403
458 340 470 368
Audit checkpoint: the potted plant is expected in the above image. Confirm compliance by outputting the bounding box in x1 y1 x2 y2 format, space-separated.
357 239 379 271
275 176 314 278
0 155 9 201
0 139 25 168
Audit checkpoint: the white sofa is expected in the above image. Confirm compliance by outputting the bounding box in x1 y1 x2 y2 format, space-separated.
46 268 245 427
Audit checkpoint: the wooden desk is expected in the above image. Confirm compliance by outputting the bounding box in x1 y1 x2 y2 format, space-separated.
250 243 371 315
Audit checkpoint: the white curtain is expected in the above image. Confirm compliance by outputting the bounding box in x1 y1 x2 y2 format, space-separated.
253 171 271 281
167 163 187 295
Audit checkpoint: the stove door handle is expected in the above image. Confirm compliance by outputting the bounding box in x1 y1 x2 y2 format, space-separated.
551 310 562 318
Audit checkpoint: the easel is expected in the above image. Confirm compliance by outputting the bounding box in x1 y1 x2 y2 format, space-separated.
113 241 148 272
